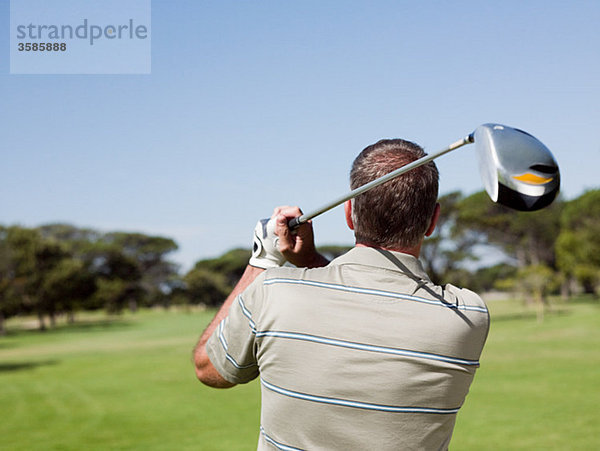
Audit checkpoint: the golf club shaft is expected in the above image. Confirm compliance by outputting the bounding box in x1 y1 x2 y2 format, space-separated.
288 134 474 229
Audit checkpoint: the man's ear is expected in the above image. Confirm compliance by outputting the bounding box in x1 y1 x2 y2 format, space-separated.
425 203 440 237
344 200 354 230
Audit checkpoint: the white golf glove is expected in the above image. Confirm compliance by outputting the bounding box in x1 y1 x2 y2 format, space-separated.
249 218 286 269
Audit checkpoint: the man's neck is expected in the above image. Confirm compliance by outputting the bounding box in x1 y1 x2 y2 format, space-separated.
355 242 421 258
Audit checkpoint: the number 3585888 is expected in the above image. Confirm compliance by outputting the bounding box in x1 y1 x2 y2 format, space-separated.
18 42 67 51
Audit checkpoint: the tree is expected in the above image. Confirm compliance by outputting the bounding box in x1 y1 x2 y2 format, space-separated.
183 249 251 308
556 189 600 295
472 263 518 293
457 191 563 268
515 264 559 322
38 224 101 251
102 232 179 310
93 278 144 314
421 191 479 285
89 244 143 313
4 227 69 329
36 224 103 319
0 226 18 334
184 267 230 307
41 258 96 322
192 248 251 287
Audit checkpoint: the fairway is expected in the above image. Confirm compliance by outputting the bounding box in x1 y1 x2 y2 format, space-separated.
0 310 261 450
1 299 599 450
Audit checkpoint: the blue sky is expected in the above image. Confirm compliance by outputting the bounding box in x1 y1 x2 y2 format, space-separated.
1 0 599 271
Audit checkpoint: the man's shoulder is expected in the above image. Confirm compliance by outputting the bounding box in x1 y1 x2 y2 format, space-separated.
262 265 316 281
443 284 487 309
440 284 490 336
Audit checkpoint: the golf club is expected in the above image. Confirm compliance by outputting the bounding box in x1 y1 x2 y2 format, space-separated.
288 123 560 229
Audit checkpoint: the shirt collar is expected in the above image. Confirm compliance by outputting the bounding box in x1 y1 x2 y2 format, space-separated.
330 247 432 283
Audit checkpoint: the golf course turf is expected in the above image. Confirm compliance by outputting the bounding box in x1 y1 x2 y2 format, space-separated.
1 297 598 450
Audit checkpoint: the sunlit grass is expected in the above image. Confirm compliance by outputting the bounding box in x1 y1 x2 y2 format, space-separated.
1 309 261 450
453 296 600 450
1 298 599 450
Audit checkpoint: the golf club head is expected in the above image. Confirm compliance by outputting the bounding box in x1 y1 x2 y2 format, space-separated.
473 124 560 211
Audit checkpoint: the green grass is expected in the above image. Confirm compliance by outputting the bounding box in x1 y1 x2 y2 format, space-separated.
0 309 261 450
452 296 600 450
1 298 599 450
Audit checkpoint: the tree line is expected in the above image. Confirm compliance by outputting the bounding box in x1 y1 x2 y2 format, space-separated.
1 189 598 332
421 188 600 319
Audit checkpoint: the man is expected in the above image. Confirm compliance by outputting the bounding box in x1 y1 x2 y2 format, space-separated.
194 139 490 450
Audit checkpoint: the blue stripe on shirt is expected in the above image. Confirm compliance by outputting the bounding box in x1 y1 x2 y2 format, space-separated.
263 277 488 313
261 378 460 414
237 295 257 331
217 319 257 370
254 330 479 366
260 426 304 451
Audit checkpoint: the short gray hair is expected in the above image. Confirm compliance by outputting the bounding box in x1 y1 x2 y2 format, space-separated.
349 139 439 249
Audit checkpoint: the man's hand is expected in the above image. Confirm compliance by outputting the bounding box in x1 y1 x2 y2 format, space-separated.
249 217 286 269
272 206 329 269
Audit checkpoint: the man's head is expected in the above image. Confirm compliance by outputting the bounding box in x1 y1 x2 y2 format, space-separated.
348 139 439 250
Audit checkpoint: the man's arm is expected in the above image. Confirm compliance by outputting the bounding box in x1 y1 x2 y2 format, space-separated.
193 206 328 388
193 264 264 388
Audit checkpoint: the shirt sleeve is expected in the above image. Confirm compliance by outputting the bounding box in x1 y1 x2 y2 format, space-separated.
205 272 266 384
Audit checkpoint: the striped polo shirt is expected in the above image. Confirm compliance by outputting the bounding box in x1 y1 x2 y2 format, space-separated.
206 247 490 450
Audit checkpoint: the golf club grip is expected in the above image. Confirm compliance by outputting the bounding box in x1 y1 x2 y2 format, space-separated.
288 216 305 229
